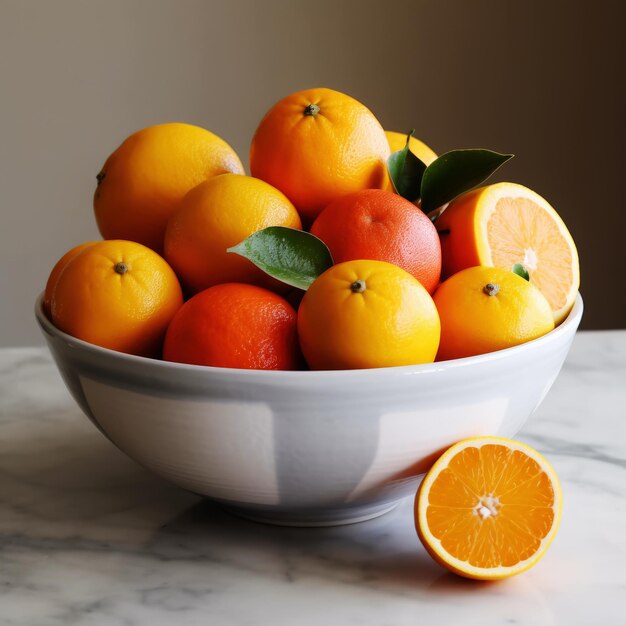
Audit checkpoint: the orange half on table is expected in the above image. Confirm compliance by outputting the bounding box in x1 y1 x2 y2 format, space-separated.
415 437 562 580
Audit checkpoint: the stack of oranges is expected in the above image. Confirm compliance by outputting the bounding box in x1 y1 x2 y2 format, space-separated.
45 87 579 370
44 88 576 580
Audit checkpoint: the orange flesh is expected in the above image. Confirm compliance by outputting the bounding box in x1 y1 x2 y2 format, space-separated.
486 197 573 311
426 444 555 568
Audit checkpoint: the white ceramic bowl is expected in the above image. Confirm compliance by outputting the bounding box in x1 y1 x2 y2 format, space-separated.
36 293 583 526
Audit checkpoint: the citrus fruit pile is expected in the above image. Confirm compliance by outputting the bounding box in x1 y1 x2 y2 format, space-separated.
43 87 574 579
45 87 580 369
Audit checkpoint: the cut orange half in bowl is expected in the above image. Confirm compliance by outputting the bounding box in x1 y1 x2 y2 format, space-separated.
415 437 562 580
437 182 580 324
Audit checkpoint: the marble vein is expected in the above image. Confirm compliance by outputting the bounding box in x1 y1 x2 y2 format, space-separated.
0 333 625 625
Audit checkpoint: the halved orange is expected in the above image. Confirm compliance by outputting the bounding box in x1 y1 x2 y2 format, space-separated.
415 437 562 580
436 183 580 324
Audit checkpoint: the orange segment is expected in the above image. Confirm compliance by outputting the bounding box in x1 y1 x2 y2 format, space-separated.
486 196 574 316
415 437 562 580
476 184 579 325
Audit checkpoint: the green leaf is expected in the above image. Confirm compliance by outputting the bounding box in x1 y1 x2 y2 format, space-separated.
512 262 530 281
386 130 427 201
421 149 514 214
227 226 333 290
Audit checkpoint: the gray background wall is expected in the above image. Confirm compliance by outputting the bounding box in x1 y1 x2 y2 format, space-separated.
1 0 624 346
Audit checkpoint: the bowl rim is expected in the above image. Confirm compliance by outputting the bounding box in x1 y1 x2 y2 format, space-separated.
35 291 583 379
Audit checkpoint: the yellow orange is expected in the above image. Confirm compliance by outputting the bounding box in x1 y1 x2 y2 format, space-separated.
436 183 579 324
164 174 302 294
94 123 244 252
415 436 562 580
385 130 437 166
297 260 440 369
50 240 183 356
433 266 554 361
250 88 390 223
43 242 97 315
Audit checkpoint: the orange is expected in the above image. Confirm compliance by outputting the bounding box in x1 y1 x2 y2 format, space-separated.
310 189 441 294
163 283 301 370
415 436 562 580
164 174 302 295
94 123 244 252
43 241 97 315
250 87 390 224
385 130 438 166
433 266 554 361
436 182 579 324
297 260 440 370
50 240 183 357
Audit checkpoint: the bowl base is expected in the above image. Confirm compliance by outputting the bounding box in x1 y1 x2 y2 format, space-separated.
219 500 400 527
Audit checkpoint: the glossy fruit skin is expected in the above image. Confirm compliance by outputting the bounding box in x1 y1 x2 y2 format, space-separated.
50 240 183 357
164 174 302 295
436 187 489 279
310 189 441 294
250 87 390 224
297 260 440 370
163 283 301 370
94 123 244 252
385 130 437 166
43 241 97 315
433 266 555 361
435 182 579 324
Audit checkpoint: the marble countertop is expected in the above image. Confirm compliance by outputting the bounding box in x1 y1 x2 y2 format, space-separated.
1 331 625 625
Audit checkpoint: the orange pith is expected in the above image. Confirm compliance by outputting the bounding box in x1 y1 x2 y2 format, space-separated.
416 437 561 580
486 196 573 312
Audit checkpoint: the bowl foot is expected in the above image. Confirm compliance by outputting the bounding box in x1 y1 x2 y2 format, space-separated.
219 500 400 527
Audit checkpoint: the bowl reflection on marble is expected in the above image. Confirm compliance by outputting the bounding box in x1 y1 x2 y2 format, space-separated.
35 293 583 526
